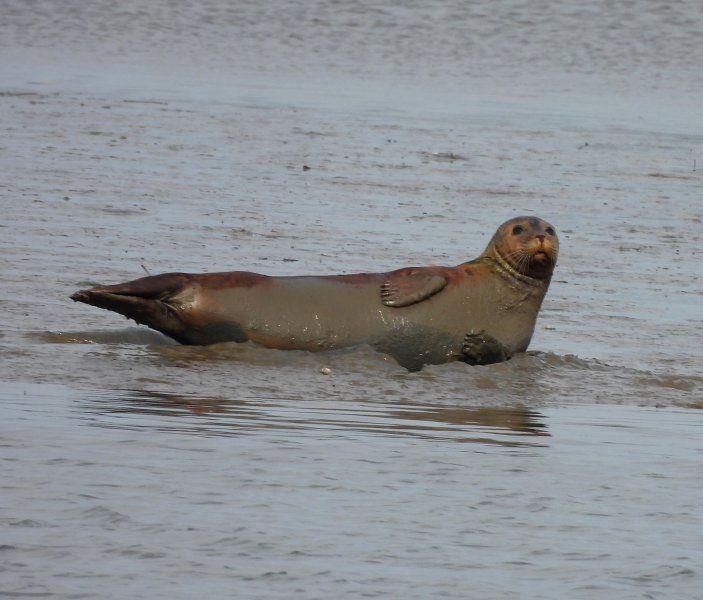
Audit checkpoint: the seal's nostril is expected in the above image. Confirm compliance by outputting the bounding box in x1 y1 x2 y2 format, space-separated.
537 234 545 242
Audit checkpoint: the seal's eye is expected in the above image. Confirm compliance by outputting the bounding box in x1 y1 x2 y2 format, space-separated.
545 227 555 236
512 225 524 235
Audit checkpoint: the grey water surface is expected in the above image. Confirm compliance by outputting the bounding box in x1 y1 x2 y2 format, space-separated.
1 1 703 598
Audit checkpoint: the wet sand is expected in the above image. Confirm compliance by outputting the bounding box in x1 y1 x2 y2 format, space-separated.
1 1 703 598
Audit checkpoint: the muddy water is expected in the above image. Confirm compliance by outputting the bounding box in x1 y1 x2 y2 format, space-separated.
2 1 703 598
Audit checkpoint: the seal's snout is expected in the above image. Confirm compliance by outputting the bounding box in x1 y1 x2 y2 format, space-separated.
528 234 550 255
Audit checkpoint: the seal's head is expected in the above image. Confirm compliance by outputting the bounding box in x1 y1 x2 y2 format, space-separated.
486 216 559 281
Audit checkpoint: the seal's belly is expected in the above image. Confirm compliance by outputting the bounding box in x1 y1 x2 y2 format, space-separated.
209 277 399 350
203 276 539 363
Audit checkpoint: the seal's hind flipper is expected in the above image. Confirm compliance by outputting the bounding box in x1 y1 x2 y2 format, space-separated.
74 272 191 301
381 269 447 307
70 273 194 343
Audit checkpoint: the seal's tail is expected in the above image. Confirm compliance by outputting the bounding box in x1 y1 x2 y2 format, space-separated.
71 273 192 343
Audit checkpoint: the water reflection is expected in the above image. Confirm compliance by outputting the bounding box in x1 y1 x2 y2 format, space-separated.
79 389 549 446
37 328 175 345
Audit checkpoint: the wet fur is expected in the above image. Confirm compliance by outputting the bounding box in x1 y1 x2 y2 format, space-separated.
71 217 559 369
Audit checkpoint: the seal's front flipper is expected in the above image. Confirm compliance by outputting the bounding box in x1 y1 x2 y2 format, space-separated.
461 330 510 365
381 268 447 307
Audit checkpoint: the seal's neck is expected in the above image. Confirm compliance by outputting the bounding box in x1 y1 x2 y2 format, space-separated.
484 245 550 289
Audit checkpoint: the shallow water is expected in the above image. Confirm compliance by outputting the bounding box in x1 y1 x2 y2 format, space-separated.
2 0 703 598
3 382 703 599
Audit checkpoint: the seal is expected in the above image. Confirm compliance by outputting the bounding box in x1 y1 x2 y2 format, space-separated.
70 216 558 370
